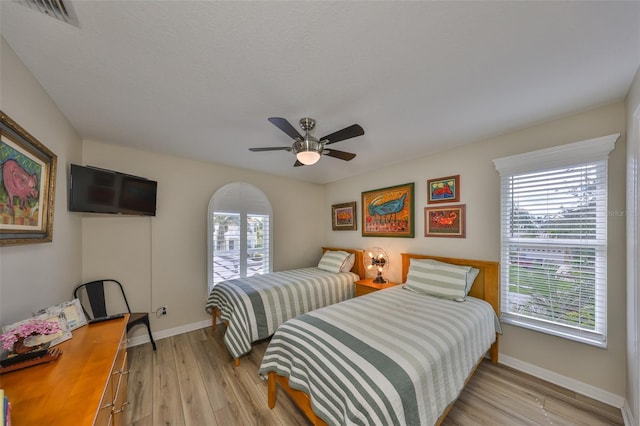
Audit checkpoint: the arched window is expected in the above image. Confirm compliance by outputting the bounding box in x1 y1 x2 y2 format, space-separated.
208 182 272 291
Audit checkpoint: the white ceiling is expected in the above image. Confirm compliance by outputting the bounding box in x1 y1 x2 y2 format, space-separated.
1 1 639 184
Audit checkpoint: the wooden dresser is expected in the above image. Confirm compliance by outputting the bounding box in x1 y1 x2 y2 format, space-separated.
0 314 129 426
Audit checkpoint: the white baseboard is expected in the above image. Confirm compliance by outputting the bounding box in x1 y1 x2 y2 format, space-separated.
499 354 625 410
621 400 637 426
126 318 213 348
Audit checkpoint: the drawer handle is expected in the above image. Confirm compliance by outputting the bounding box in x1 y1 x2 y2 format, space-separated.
122 369 130 376
113 401 129 414
101 402 114 410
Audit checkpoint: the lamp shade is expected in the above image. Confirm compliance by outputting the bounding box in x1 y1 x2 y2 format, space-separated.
296 150 321 165
293 137 322 165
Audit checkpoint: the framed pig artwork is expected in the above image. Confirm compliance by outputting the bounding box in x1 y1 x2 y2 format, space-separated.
1 111 57 246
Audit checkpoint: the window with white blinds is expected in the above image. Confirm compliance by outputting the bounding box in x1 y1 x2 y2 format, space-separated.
494 134 618 347
208 183 272 292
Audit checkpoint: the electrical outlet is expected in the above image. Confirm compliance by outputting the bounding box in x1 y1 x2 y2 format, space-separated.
159 306 167 316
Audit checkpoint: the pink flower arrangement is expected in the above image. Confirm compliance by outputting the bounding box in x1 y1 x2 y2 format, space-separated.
0 319 61 351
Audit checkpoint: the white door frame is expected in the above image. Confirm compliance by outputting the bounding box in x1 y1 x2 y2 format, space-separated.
627 105 640 424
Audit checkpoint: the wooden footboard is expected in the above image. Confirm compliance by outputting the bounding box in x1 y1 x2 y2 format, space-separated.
211 308 240 366
211 307 219 331
211 307 230 332
435 355 485 425
268 372 328 426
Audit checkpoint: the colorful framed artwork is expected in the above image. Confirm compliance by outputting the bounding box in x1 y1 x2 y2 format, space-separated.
427 174 460 204
362 182 414 238
332 201 357 231
424 204 466 238
0 111 57 246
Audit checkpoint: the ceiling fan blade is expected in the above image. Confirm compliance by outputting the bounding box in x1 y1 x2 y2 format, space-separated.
324 149 356 161
320 124 364 145
294 160 304 167
249 147 291 152
268 117 303 140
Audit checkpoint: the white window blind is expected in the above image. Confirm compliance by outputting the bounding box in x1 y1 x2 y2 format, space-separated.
494 134 618 347
246 213 270 278
212 212 241 285
208 183 273 291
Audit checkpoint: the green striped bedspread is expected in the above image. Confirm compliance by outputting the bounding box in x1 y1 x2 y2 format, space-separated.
259 285 499 426
206 268 358 360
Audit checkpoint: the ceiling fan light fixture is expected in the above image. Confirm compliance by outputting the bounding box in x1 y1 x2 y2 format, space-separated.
293 138 322 165
296 150 321 165
254 117 363 167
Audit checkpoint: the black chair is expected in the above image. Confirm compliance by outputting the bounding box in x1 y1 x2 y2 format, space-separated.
73 279 156 350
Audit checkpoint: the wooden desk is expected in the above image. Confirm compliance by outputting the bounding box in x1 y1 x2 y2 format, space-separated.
0 314 129 426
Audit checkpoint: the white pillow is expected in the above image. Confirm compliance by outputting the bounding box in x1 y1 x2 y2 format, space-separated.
318 250 353 273
404 258 479 301
340 253 355 272
466 267 480 293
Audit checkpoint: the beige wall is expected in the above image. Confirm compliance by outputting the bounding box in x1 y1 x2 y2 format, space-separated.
625 65 640 424
0 37 83 325
81 140 325 337
324 102 627 398
1 31 633 410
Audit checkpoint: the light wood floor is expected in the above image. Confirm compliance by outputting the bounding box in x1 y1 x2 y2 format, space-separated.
125 327 624 425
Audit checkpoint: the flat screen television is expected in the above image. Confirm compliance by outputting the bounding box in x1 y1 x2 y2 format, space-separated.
69 164 157 216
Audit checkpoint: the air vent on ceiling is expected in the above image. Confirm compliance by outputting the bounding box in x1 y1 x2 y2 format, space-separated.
13 0 79 27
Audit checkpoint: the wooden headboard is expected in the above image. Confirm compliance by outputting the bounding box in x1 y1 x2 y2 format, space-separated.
401 253 500 362
322 247 365 279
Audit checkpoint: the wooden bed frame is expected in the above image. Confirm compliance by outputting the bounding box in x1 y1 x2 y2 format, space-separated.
211 246 365 366
267 253 500 426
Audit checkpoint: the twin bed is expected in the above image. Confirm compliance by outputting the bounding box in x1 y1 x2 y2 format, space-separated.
259 253 501 426
206 249 500 425
205 247 364 366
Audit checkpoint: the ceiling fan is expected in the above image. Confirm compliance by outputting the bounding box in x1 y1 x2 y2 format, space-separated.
249 117 365 167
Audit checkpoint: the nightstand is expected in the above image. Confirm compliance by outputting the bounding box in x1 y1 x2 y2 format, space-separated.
355 278 400 297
